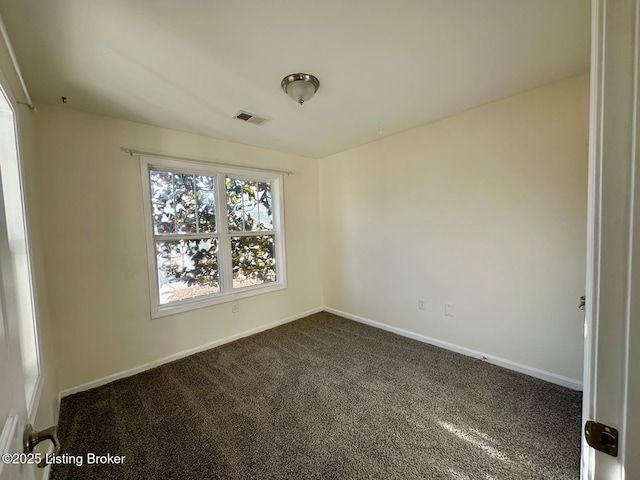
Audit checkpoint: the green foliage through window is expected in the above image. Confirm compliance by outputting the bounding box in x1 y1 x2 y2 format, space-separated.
149 168 278 305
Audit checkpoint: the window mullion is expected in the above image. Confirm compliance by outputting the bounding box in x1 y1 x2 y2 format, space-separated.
153 233 219 241
216 174 234 293
229 231 274 237
172 172 177 234
193 175 200 234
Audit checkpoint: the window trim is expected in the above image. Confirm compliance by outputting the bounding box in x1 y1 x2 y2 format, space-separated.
140 155 287 318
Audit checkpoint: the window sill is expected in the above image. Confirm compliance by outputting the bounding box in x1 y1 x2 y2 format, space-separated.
151 281 287 318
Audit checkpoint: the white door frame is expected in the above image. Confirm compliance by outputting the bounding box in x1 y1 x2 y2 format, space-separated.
583 0 639 478
0 27 46 480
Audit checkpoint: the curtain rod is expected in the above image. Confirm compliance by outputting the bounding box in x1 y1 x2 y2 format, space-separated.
0 14 35 111
121 148 294 176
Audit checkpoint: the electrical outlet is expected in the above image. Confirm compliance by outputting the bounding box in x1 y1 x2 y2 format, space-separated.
232 302 239 313
418 298 426 311
445 304 454 317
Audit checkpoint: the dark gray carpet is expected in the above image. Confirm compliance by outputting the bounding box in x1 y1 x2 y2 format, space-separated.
51 312 581 479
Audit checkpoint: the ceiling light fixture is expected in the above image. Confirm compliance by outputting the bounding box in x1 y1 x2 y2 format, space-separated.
281 73 320 105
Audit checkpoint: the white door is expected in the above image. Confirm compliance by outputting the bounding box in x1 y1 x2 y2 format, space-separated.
0 174 35 480
583 0 640 479
0 78 45 479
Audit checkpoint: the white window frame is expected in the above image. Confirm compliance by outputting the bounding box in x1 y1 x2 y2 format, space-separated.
140 155 287 318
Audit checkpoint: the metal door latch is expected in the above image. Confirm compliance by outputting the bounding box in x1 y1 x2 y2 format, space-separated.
579 295 586 311
23 423 60 468
585 420 618 457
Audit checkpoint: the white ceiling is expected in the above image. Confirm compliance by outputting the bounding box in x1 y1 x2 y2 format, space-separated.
0 0 590 159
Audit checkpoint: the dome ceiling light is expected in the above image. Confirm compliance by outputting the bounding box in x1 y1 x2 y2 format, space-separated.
281 73 320 105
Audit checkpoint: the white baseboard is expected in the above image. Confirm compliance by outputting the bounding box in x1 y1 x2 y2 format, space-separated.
324 307 583 391
59 307 324 398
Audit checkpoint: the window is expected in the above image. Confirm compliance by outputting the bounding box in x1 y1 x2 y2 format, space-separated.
141 156 286 317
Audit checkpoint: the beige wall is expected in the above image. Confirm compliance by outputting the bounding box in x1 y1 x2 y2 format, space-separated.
319 74 589 382
33 105 323 391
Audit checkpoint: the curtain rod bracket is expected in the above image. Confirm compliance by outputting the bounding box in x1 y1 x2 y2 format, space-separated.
16 101 36 111
0 15 35 112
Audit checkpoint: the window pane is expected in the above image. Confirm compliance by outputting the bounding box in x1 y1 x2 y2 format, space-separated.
174 173 197 233
195 175 216 233
156 238 219 304
150 170 175 234
231 235 276 289
242 181 259 231
226 178 244 231
226 178 273 231
257 182 273 230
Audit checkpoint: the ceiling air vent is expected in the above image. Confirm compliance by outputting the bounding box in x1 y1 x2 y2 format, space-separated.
234 110 270 126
